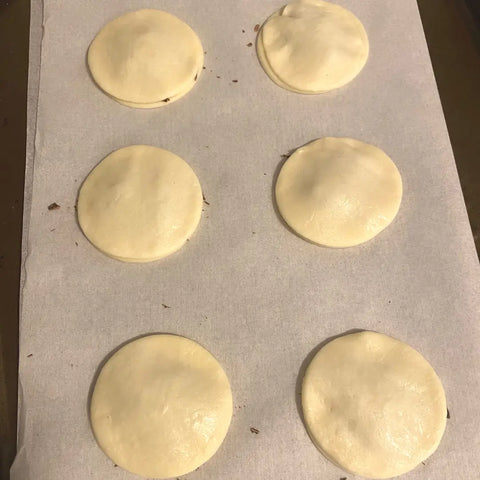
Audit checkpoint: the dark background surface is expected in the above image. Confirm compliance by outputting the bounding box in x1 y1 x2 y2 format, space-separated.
0 0 478 478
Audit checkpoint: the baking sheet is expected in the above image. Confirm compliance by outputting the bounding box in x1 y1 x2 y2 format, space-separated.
12 1 480 479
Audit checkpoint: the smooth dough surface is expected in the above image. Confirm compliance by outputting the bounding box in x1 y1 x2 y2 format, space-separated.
257 0 369 93
78 145 202 262
88 9 203 106
90 335 233 479
275 138 402 247
302 331 447 479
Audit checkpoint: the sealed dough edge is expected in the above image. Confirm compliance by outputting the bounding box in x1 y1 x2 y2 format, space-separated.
90 334 233 478
109 74 200 109
301 331 447 479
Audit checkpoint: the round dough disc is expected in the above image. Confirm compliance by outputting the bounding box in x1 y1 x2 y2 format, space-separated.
257 0 369 93
302 331 447 479
275 138 402 247
88 9 203 106
78 145 202 262
90 334 233 479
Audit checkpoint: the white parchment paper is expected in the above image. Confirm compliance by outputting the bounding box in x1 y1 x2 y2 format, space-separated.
13 1 480 479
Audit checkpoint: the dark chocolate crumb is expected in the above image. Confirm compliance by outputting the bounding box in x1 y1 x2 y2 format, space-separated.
194 73 198 81
204 51 207 54
340 477 347 480
447 408 450 419
254 24 260 32
74 204 77 210
162 98 170 103
27 354 33 358
75 242 78 247
113 464 118 468
216 75 221 79
232 79 238 83
202 66 206 70
250 427 259 434
48 202 60 210
422 462 426 466
247 42 253 47
162 304 171 309
242 29 245 33
203 194 210 206
263 173 267 175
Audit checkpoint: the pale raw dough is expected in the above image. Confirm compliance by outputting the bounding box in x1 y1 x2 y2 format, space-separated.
257 0 369 93
275 138 402 247
302 331 447 479
88 9 203 107
77 145 202 262
90 335 233 478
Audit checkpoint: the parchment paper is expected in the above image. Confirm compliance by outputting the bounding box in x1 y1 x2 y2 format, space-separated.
12 1 480 479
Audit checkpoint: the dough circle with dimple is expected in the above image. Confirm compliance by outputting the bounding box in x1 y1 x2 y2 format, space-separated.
90 334 233 479
77 145 202 262
275 138 402 247
257 0 369 93
302 331 447 479
88 9 204 107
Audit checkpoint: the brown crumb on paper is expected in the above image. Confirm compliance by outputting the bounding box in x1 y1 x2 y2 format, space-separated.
48 202 60 210
113 464 118 468
447 408 450 419
75 242 78 246
250 427 259 434
340 477 347 480
281 154 290 160
27 354 33 358
247 42 253 47
162 304 171 309
242 29 245 33
232 79 238 83
203 194 210 206
254 24 260 32
162 98 170 103
194 73 198 81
